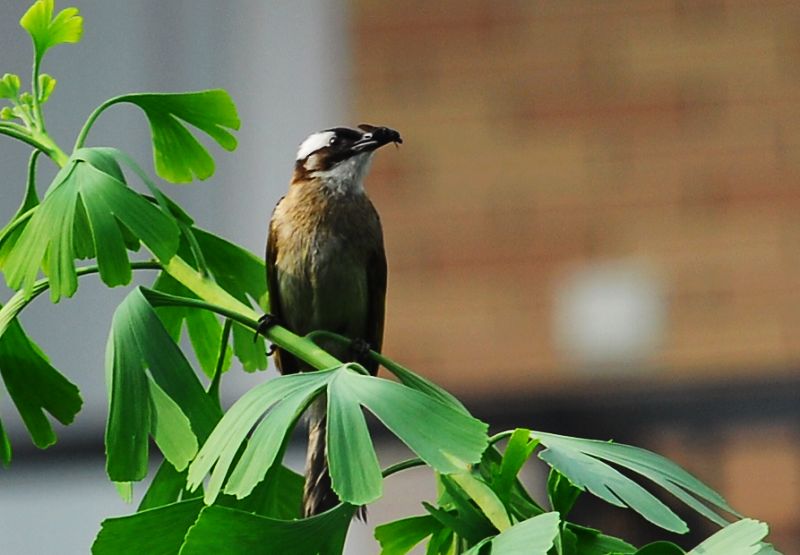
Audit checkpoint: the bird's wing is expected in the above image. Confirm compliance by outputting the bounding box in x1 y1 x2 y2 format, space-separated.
364 224 387 376
266 200 300 374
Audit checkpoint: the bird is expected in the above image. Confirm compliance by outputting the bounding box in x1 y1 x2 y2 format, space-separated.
263 124 401 517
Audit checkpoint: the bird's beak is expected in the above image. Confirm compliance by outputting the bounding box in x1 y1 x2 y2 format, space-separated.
352 124 402 153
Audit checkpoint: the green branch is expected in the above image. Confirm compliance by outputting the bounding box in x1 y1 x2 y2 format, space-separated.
73 97 124 150
0 261 163 340
140 286 342 371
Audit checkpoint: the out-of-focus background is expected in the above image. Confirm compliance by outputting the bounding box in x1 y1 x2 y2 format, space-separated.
1 1 798 553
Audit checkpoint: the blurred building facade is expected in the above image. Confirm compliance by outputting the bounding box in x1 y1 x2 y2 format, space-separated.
351 1 799 551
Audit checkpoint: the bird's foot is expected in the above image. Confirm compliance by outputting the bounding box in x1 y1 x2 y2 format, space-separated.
254 313 281 356
349 337 372 365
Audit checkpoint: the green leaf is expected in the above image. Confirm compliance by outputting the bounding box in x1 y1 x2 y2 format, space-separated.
148 377 198 472
327 371 383 505
532 431 738 533
0 413 12 466
3 148 180 301
177 227 268 371
424 502 490 546
342 369 489 474
153 272 231 378
220 464 304 520
448 470 511 532
0 312 82 448
479 446 545 521
223 384 319 500
0 73 21 99
375 515 442 555
686 519 770 555
462 512 561 555
113 91 240 183
190 366 488 508
188 370 331 503
106 287 222 482
632 541 686 554
547 468 581 518
376 353 468 414
494 428 538 504
92 499 204 555
179 503 356 555
37 73 56 103
568 524 636 555
138 460 188 511
0 151 41 273
20 0 82 63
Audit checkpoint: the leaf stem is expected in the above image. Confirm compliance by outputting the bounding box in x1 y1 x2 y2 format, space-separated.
0 124 68 165
31 55 45 132
488 431 515 446
139 286 342 370
0 261 162 340
382 457 426 478
73 97 124 150
208 319 232 407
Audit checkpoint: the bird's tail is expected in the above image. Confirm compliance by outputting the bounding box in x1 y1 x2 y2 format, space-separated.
303 395 338 517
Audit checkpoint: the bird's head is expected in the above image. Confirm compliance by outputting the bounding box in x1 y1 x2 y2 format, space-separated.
294 124 402 193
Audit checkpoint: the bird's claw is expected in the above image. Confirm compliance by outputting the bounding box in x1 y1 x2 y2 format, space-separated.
349 337 372 363
254 314 281 358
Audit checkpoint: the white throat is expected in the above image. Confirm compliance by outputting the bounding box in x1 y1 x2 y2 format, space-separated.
311 152 374 195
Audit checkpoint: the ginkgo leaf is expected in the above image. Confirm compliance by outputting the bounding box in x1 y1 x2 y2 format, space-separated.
105 287 221 482
0 415 11 466
20 0 82 63
37 73 56 103
153 271 231 378
188 370 331 503
92 499 204 555
462 512 560 555
686 519 770 555
3 148 180 301
0 73 21 99
374 515 442 555
189 365 488 507
0 151 42 272
532 431 739 534
0 311 82 451
111 91 240 183
179 503 356 555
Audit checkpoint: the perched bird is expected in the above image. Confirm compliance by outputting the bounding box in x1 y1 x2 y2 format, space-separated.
264 124 401 517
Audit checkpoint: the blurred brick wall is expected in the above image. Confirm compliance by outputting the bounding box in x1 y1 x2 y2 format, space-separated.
352 0 800 394
351 2 799 549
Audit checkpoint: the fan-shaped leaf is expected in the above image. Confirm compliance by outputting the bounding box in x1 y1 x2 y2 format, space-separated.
0 311 82 450
341 370 488 474
20 0 82 63
462 512 560 555
187 370 331 503
328 371 383 505
92 499 204 555
190 365 488 508
0 73 21 99
532 431 738 534
375 515 442 555
114 91 239 183
179 503 355 555
3 148 180 301
687 519 770 555
106 287 222 482
0 415 11 466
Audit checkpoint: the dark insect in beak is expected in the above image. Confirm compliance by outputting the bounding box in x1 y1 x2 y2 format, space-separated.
353 124 402 153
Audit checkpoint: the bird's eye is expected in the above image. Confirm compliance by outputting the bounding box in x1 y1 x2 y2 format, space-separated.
329 136 338 146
